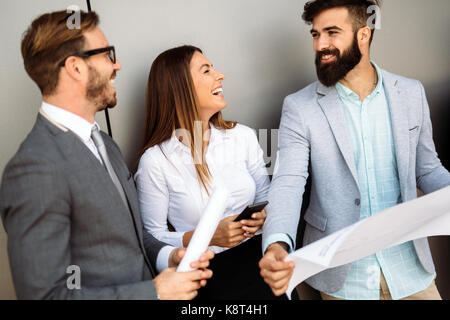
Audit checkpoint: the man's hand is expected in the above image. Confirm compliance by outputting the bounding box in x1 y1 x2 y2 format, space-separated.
210 215 246 248
240 209 266 238
259 242 295 296
168 248 214 290
153 267 213 300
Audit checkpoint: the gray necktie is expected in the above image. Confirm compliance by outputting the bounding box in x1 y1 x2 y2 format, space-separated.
91 126 129 209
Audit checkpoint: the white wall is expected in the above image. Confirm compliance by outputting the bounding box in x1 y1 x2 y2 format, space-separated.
1 0 449 299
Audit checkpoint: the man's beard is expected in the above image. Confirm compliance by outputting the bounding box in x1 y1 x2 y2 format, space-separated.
86 65 117 110
315 33 362 87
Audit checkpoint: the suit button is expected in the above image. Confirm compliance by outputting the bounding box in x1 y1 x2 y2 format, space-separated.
355 199 361 206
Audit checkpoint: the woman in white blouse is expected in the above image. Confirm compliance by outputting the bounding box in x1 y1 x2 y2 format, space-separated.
135 45 282 300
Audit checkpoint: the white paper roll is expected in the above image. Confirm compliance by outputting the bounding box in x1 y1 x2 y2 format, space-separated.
176 185 229 272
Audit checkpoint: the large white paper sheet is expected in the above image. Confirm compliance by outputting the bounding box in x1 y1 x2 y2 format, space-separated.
285 186 450 299
176 185 229 272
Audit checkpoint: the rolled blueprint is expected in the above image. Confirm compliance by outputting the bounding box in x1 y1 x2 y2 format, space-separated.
177 185 229 272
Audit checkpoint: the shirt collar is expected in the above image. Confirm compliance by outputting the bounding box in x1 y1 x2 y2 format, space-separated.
41 102 100 143
335 61 384 99
372 61 384 94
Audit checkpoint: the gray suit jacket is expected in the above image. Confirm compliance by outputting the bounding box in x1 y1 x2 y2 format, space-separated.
0 112 167 299
263 69 450 293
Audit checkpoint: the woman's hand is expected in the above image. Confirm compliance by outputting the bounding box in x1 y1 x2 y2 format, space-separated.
169 248 215 270
241 209 266 238
210 215 246 248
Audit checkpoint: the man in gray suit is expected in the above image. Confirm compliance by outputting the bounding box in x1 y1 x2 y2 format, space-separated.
259 0 450 300
0 10 213 300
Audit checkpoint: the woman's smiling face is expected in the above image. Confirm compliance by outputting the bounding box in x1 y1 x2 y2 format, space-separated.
190 51 227 118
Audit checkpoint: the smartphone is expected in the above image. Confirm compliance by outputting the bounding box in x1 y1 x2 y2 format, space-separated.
234 201 268 222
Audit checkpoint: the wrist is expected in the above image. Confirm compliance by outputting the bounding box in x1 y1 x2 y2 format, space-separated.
267 241 289 253
168 248 177 268
209 236 217 247
182 231 194 247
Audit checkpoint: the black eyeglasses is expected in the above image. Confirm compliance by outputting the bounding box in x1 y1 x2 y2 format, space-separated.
59 46 116 67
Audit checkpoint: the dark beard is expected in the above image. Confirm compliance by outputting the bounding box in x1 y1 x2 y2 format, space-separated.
315 33 362 87
86 65 117 110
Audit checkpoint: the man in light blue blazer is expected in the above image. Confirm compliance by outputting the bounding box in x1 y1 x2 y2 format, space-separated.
259 0 450 300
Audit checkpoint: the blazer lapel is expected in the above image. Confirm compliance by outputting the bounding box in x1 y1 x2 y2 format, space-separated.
38 112 125 203
316 83 360 189
108 152 144 238
40 112 146 244
106 143 152 269
382 70 409 200
37 113 154 273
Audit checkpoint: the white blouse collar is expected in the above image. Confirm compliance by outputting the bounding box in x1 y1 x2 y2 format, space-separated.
164 123 231 155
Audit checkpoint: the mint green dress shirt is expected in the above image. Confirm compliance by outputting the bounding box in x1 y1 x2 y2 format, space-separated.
326 62 435 300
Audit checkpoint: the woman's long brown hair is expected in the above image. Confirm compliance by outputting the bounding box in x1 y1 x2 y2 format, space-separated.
140 45 236 193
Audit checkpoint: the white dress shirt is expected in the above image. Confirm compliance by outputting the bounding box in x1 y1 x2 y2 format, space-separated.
40 102 173 272
135 123 270 254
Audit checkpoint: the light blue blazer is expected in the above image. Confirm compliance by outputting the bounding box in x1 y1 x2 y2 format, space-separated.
263 69 450 293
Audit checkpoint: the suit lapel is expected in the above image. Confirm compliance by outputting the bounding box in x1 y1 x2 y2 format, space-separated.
104 139 152 270
107 149 144 240
39 113 147 246
37 113 154 274
42 114 125 199
316 83 360 189
382 70 409 199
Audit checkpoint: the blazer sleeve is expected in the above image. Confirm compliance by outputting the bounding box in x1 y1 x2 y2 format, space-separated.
0 154 158 300
262 96 310 249
415 82 450 193
245 127 271 203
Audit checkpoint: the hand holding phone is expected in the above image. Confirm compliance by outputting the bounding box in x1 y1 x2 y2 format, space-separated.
234 201 268 222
